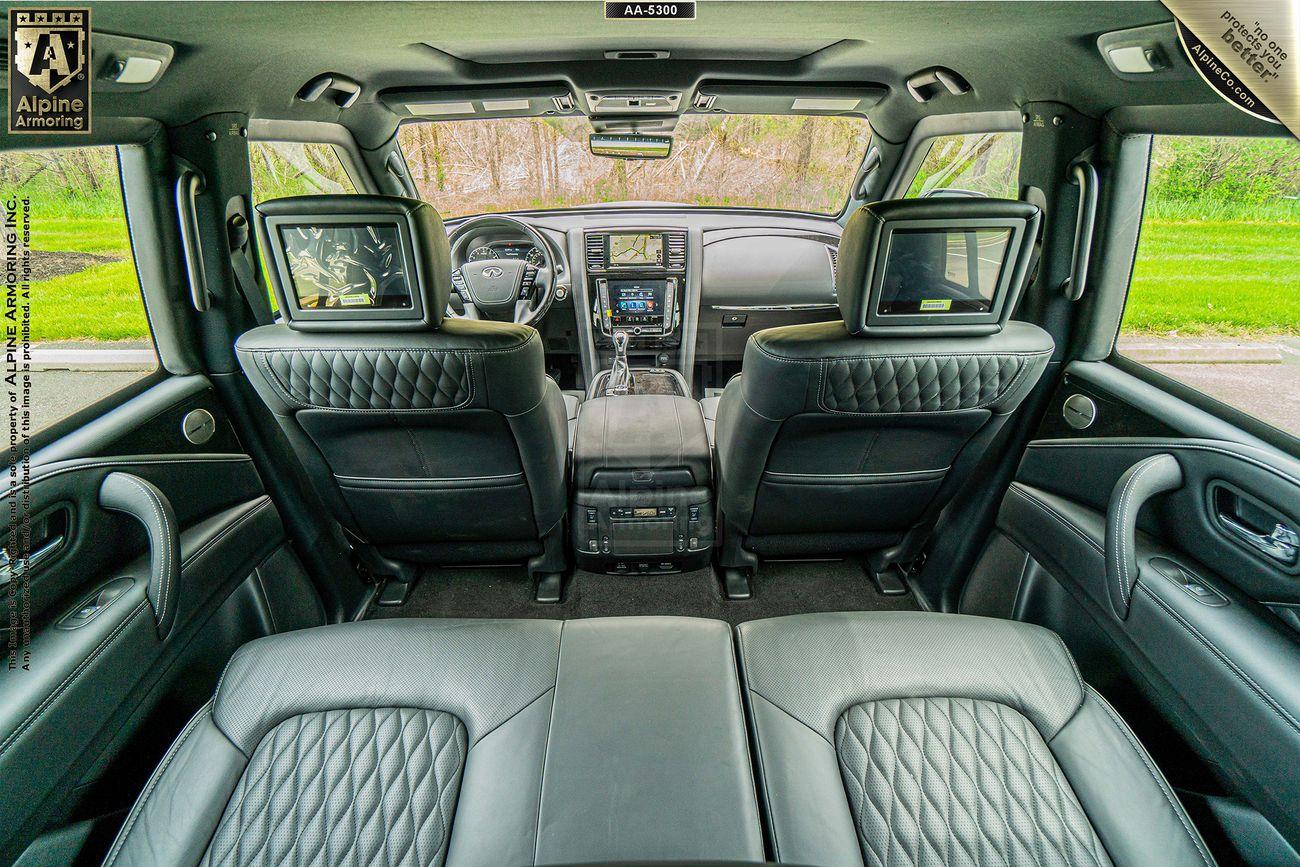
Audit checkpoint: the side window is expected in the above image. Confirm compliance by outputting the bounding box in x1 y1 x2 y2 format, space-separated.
906 132 1022 198
247 141 357 313
5 146 158 435
248 141 356 200
1118 135 1300 434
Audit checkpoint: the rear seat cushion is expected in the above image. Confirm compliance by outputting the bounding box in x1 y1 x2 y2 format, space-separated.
104 616 763 867
700 394 721 444
735 612 1215 867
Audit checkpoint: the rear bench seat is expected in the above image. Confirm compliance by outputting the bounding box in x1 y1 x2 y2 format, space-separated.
104 614 1213 866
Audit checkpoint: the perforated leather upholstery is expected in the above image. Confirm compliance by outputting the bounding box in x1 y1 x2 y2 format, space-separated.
105 617 765 867
736 612 1215 867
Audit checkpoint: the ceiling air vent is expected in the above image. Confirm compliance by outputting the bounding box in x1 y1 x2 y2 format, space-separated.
691 91 717 111
666 232 687 270
552 93 576 113
585 234 606 272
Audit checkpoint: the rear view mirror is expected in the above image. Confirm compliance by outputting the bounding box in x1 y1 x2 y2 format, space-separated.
589 133 673 160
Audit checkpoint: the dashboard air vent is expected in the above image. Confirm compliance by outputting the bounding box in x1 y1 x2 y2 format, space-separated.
666 232 687 270
585 233 606 271
827 246 839 297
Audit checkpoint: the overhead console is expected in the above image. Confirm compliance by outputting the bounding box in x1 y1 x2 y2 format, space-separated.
586 229 688 345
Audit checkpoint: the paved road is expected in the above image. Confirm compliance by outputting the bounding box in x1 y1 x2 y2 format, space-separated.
29 369 148 433
1147 363 1300 435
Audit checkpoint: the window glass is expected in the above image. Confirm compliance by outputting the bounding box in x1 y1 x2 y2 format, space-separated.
248 141 356 199
248 142 357 313
397 114 872 217
906 132 1022 198
1118 135 1300 434
3 146 157 434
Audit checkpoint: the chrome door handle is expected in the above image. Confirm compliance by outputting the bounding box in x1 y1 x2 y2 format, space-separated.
0 535 66 586
1220 514 1299 566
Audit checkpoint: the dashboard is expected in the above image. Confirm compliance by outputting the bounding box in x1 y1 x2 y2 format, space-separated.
445 208 844 389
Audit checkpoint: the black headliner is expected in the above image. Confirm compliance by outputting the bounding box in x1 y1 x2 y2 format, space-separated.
1 1 1243 149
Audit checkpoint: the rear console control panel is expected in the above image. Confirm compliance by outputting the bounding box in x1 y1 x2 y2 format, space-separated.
573 487 714 573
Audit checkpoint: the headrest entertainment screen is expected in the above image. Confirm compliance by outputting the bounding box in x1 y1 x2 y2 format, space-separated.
277 223 414 310
877 228 1013 316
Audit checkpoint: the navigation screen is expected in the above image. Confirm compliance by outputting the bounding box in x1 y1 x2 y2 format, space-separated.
609 233 663 267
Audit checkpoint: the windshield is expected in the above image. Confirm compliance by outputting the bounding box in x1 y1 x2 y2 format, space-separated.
397 115 871 218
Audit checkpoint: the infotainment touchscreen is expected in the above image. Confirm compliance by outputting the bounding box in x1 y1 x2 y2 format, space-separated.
278 223 414 310
608 233 664 267
876 227 1012 316
609 279 667 328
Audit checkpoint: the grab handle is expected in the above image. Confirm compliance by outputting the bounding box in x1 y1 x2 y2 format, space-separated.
176 168 209 312
1061 161 1098 301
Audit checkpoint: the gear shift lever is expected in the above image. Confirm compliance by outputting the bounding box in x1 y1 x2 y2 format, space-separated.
607 330 632 396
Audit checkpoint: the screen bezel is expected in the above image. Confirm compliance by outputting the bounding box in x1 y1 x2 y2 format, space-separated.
863 216 1029 333
605 232 666 269
261 212 428 327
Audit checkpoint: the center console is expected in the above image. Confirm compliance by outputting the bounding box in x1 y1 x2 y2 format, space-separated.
586 229 687 346
571 395 714 574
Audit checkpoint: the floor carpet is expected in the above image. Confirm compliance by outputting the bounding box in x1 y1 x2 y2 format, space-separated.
367 558 919 624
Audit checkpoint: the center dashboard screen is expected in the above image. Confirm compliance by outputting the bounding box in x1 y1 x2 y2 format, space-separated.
609 279 667 328
608 233 663 267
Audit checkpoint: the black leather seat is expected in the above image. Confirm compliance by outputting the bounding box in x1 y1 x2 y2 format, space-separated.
736 612 1216 866
710 199 1054 585
236 195 568 594
102 617 765 867
107 612 1212 867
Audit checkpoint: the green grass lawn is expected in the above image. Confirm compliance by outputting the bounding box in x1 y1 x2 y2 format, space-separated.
1123 219 1300 336
29 216 150 344
27 213 1300 343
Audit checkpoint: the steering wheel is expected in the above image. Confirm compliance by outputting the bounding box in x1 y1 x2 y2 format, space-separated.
448 216 561 327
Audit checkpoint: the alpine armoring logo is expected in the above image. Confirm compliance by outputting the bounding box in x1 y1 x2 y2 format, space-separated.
1176 18 1280 125
8 8 91 134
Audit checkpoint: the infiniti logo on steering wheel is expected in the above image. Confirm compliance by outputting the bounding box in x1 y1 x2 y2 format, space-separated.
483 266 504 278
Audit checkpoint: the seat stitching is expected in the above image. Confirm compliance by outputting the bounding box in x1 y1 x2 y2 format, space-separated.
103 700 217 866
1136 583 1300 737
531 620 565 866
1082 686 1214 867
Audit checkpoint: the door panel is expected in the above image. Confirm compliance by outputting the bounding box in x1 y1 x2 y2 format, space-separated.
1 375 323 864
964 360 1300 862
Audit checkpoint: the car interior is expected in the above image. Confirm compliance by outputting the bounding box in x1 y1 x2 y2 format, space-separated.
3 2 1299 866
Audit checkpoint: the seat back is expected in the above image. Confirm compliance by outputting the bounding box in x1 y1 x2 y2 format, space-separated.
236 195 567 566
714 198 1053 563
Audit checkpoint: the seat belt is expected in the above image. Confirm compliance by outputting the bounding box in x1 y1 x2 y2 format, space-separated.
226 211 274 325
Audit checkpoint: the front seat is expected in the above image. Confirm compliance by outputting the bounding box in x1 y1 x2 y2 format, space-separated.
711 198 1053 595
236 195 568 601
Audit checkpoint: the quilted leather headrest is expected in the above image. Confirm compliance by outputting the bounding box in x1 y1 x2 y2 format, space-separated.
836 197 1040 338
255 194 453 332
